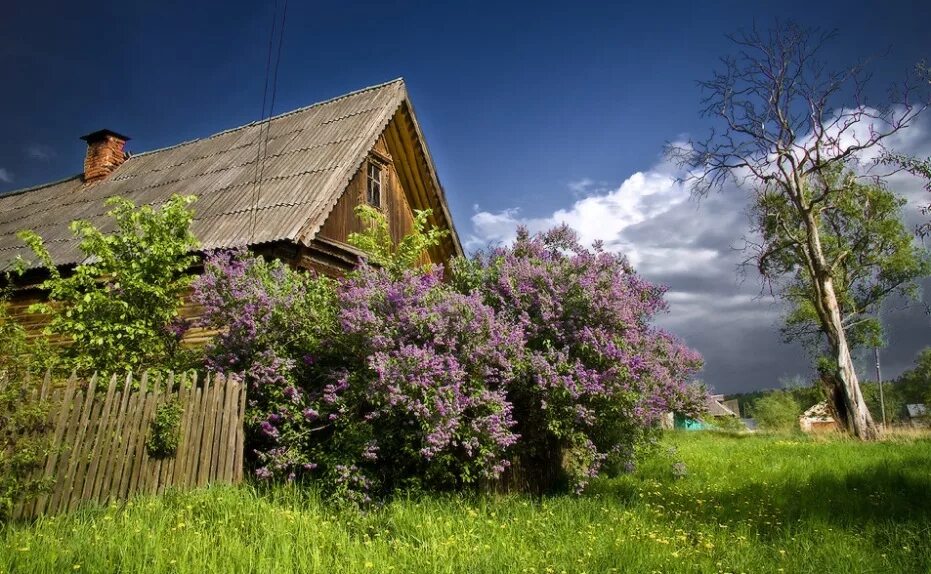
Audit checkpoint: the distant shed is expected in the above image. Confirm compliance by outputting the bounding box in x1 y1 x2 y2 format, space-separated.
906 404 928 428
673 394 739 430
799 401 838 433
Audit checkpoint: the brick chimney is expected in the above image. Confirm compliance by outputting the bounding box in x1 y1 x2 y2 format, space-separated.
80 129 130 183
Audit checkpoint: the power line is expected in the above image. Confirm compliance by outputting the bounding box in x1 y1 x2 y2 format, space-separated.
250 0 289 242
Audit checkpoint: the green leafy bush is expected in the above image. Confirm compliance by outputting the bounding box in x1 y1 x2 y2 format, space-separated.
752 391 801 432
0 276 53 521
711 415 746 432
145 399 183 459
17 195 199 374
347 205 448 276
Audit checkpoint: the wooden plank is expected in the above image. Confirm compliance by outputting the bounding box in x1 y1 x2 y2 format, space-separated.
54 373 98 514
116 371 149 500
28 373 78 516
96 372 133 503
38 369 53 401
141 372 162 495
156 371 177 494
79 373 119 504
46 386 85 515
178 372 198 487
234 379 246 483
220 378 237 482
212 375 228 481
209 376 226 482
196 373 217 486
180 372 202 488
185 385 204 488
171 372 196 489
216 376 232 481
129 374 159 496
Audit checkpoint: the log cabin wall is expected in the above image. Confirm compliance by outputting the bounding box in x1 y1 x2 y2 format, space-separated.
4 282 216 348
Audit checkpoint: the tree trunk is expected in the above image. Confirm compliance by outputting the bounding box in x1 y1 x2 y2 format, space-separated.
818 275 879 440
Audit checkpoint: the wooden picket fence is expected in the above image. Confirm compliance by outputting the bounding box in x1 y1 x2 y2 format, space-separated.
13 370 246 519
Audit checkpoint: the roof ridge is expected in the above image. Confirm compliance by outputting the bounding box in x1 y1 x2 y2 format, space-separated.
0 173 83 199
130 77 406 159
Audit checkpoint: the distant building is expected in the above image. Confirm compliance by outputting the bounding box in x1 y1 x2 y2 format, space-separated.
906 404 928 428
673 394 740 430
723 399 741 418
799 401 839 433
706 394 738 418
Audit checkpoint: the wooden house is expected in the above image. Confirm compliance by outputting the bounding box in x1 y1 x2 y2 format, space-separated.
671 394 740 430
0 79 463 341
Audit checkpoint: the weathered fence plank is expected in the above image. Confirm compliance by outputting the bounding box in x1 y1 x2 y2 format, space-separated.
27 373 77 518
14 370 246 519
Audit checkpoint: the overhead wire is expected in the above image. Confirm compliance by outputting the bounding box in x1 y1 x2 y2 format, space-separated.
250 0 289 242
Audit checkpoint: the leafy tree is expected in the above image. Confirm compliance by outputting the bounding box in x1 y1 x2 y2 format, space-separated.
18 195 198 373
347 205 448 276
860 381 906 425
669 23 930 439
773 167 930 350
894 347 931 407
752 391 801 432
884 153 931 237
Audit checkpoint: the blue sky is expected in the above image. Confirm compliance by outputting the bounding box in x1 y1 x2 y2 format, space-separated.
1 0 930 393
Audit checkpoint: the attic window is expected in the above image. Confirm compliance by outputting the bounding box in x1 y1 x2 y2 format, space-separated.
366 162 382 207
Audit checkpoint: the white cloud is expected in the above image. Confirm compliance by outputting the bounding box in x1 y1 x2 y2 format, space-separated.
465 111 931 393
468 166 694 267
0 168 12 183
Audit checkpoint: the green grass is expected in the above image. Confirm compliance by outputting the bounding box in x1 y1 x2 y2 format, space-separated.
2 432 930 573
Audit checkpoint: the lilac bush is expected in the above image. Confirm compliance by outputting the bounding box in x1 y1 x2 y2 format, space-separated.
195 225 704 500
192 250 338 480
332 265 524 490
449 225 704 489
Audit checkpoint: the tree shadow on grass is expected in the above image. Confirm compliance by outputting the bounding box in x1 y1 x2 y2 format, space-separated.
649 454 931 535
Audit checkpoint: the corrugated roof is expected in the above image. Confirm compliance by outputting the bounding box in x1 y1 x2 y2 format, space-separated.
0 78 415 271
706 396 737 417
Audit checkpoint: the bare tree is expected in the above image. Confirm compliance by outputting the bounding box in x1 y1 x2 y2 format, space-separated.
669 23 929 439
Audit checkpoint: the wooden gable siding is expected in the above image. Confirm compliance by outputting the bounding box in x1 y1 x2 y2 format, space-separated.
316 107 459 265
319 134 415 244
316 132 437 266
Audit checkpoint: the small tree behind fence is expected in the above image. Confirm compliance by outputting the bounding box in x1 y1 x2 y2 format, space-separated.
12 370 245 520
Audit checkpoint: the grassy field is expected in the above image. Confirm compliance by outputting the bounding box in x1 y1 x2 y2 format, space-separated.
2 431 929 573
